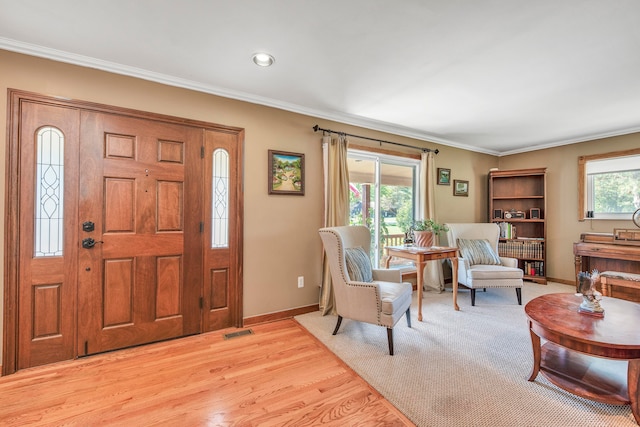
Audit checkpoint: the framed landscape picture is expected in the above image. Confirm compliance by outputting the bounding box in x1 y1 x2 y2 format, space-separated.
268 150 305 195
454 179 469 197
437 168 451 185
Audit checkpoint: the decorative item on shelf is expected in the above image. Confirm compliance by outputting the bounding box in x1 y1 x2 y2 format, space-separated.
493 209 503 220
575 270 604 317
408 219 449 247
504 209 525 219
529 208 541 219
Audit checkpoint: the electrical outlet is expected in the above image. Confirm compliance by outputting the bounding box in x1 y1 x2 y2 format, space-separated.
297 276 304 288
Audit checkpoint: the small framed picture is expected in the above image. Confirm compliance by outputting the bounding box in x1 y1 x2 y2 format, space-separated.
268 150 305 195
493 209 503 220
530 208 541 219
437 168 451 185
453 180 469 197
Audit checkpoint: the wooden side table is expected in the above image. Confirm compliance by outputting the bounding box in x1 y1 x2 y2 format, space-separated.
525 293 640 424
384 245 459 321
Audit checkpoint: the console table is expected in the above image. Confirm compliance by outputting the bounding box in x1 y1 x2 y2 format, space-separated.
525 293 640 424
384 245 458 321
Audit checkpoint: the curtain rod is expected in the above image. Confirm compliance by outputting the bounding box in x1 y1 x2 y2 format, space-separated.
312 125 439 154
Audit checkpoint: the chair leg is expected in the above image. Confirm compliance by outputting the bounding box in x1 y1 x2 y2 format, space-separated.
405 307 411 328
387 328 394 355
470 289 476 306
332 315 343 335
516 288 522 305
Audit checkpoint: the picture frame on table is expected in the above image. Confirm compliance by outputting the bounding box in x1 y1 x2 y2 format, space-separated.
268 150 305 195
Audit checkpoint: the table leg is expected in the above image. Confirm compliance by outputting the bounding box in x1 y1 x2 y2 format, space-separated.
527 321 541 381
451 257 459 311
629 358 640 424
416 261 424 321
383 254 391 269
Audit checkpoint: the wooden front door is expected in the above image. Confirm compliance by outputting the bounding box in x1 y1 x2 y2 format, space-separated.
77 111 202 355
4 91 243 373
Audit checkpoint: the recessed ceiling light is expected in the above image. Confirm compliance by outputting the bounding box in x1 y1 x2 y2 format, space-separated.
252 52 275 67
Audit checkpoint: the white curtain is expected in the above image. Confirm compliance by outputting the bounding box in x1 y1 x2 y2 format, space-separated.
319 134 350 315
419 151 445 292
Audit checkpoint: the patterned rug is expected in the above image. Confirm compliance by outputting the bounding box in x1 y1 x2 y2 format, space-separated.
295 281 636 426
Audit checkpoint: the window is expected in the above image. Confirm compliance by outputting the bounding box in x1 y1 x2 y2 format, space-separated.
35 126 64 257
579 149 640 220
211 148 229 248
348 149 420 267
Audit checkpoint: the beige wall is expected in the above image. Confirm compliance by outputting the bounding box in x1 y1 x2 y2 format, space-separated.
1 50 496 357
499 132 640 282
5 49 637 362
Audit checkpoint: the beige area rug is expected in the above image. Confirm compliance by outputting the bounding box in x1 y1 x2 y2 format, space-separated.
295 282 636 427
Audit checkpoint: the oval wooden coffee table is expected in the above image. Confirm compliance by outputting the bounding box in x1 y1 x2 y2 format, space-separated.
525 293 640 424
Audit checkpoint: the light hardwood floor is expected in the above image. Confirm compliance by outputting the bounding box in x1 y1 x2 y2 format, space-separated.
0 319 414 426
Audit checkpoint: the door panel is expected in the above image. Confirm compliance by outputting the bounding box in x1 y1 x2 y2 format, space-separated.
203 130 241 331
17 102 79 369
77 111 202 355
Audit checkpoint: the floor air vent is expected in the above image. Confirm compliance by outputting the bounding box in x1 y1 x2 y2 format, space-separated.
223 329 254 340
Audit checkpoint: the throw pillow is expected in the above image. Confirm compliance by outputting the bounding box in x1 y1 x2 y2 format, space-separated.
345 247 373 282
457 238 502 266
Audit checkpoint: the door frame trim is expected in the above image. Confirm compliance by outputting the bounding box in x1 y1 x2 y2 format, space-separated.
3 89 245 375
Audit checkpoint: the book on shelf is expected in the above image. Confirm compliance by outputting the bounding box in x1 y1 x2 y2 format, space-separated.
498 222 516 239
498 239 544 259
523 261 544 277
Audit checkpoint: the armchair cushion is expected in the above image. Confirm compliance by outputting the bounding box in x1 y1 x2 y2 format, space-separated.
372 268 402 283
457 238 502 266
378 281 413 315
345 247 373 282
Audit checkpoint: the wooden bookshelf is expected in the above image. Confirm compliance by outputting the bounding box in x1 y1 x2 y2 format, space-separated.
489 168 547 284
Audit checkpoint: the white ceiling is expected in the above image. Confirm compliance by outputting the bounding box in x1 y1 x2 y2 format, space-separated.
2 0 639 156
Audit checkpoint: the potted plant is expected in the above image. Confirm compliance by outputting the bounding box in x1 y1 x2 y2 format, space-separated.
409 219 449 247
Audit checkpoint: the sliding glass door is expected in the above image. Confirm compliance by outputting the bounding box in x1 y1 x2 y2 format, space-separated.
348 150 420 268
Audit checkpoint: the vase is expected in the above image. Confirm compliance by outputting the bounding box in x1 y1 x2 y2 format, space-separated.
413 230 434 247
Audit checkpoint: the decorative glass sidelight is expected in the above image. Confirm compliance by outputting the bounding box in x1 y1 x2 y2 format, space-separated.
34 127 64 257
211 149 229 248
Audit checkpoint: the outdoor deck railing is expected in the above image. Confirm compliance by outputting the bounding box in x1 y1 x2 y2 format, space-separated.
383 233 405 246
380 233 417 273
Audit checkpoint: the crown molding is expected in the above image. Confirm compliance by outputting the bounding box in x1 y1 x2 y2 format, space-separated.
3 37 637 158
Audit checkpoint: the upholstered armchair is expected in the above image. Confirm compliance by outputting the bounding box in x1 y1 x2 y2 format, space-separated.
443 223 523 306
319 226 412 355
